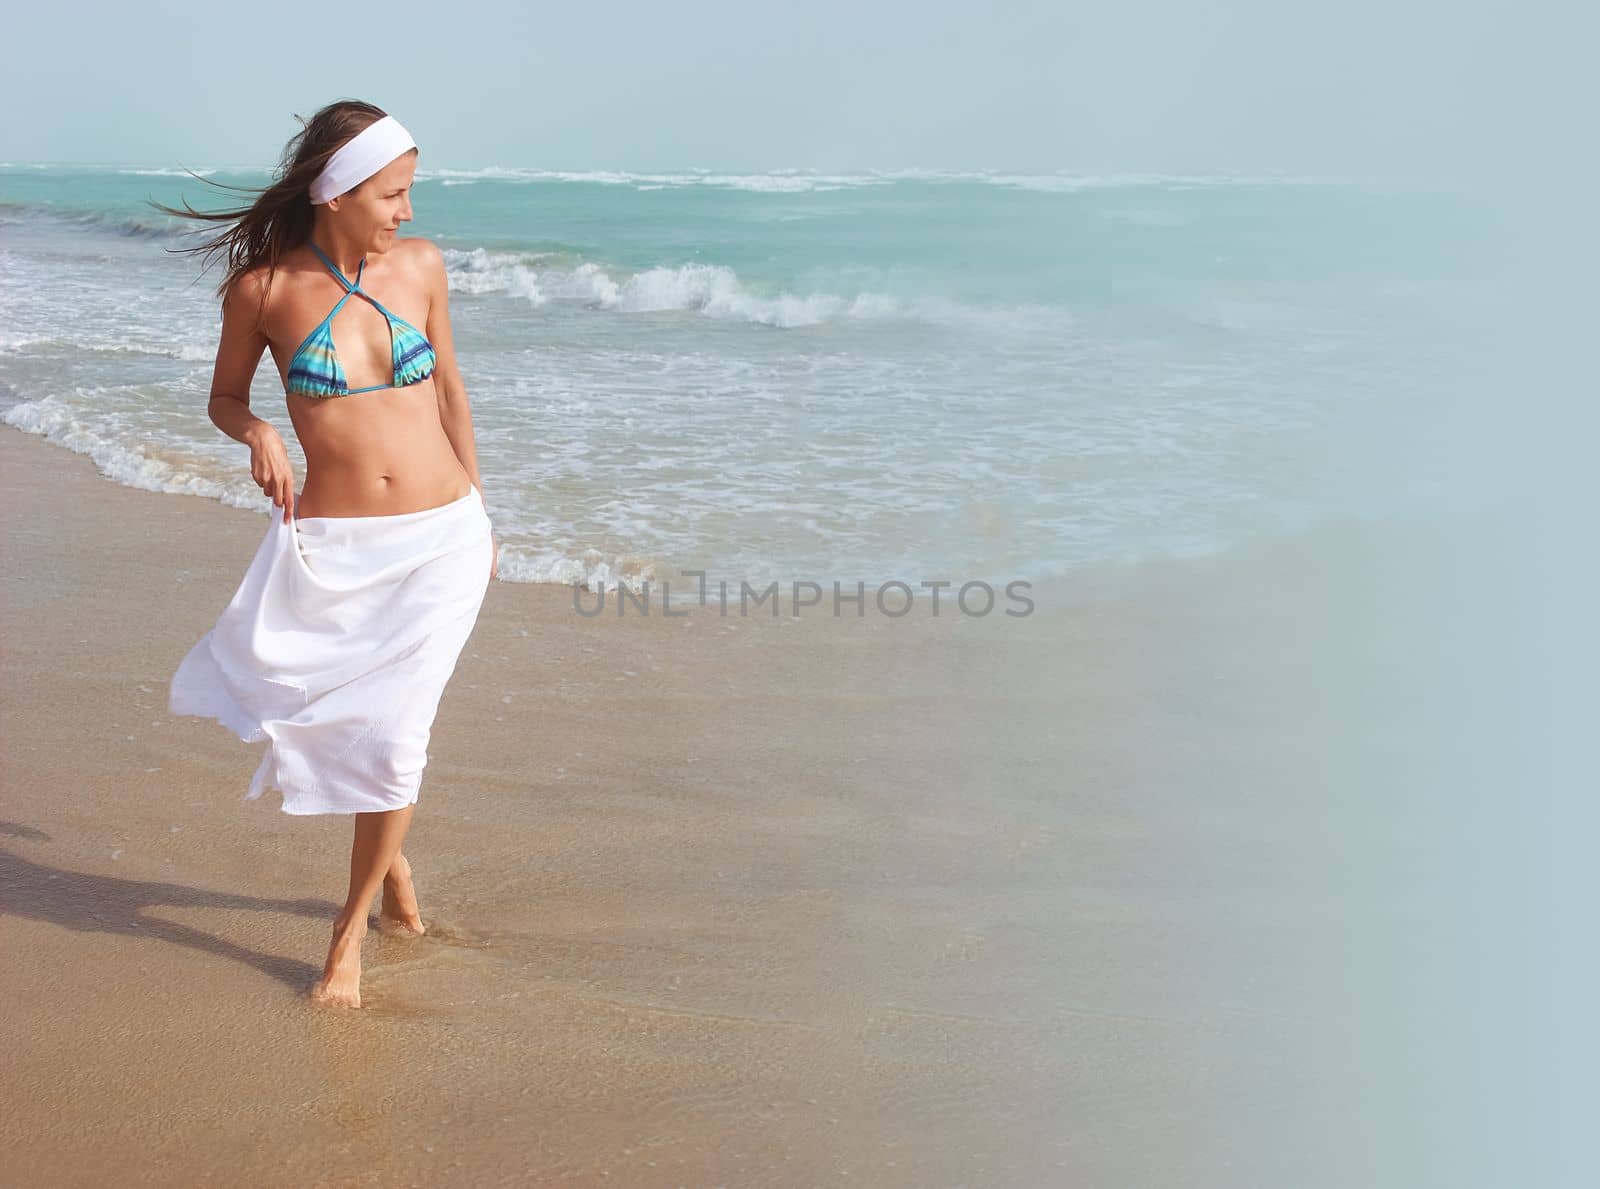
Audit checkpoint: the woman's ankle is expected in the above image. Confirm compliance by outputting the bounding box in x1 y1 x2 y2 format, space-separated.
332 907 367 934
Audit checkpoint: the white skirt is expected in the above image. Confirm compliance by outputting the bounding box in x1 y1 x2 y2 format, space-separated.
169 484 493 815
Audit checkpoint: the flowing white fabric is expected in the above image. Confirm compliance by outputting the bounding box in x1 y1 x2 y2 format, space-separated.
169 484 493 815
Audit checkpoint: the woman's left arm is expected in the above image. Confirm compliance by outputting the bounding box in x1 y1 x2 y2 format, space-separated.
421 240 481 490
420 239 496 577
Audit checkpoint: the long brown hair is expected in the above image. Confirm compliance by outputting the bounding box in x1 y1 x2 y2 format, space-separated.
145 99 392 323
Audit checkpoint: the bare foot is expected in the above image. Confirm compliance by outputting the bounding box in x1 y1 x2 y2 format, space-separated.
378 851 427 936
308 913 367 1008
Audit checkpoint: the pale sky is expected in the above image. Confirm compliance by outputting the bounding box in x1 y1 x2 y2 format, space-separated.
0 0 1563 186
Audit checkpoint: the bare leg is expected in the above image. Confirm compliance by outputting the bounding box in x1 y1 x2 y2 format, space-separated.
379 847 427 936
308 803 415 1008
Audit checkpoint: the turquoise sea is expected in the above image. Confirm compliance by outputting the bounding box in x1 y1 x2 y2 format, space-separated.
0 164 1500 594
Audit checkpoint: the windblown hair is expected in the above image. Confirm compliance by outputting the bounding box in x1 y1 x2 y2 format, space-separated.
146 99 398 321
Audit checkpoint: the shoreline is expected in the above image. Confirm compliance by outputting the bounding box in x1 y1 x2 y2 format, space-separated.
0 373 1376 614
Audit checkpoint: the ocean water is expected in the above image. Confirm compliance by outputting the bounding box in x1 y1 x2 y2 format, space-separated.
0 164 1500 594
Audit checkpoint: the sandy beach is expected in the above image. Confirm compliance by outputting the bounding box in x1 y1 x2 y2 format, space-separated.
0 423 1538 1185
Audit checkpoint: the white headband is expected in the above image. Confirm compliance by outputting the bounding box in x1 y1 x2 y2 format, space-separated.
308 114 417 205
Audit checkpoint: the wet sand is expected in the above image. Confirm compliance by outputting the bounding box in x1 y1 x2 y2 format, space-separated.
0 423 1533 1186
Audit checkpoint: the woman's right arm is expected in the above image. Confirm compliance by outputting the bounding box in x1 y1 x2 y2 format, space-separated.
208 271 296 521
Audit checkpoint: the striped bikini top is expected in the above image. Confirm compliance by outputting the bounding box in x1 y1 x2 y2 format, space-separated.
284 242 437 398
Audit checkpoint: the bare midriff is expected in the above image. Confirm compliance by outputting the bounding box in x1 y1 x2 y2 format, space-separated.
286 378 472 519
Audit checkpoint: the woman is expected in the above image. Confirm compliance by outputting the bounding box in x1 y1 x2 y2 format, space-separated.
156 100 495 1009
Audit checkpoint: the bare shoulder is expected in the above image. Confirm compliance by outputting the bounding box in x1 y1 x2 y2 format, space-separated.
400 235 446 279
221 263 274 336
223 261 271 304
399 238 450 315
